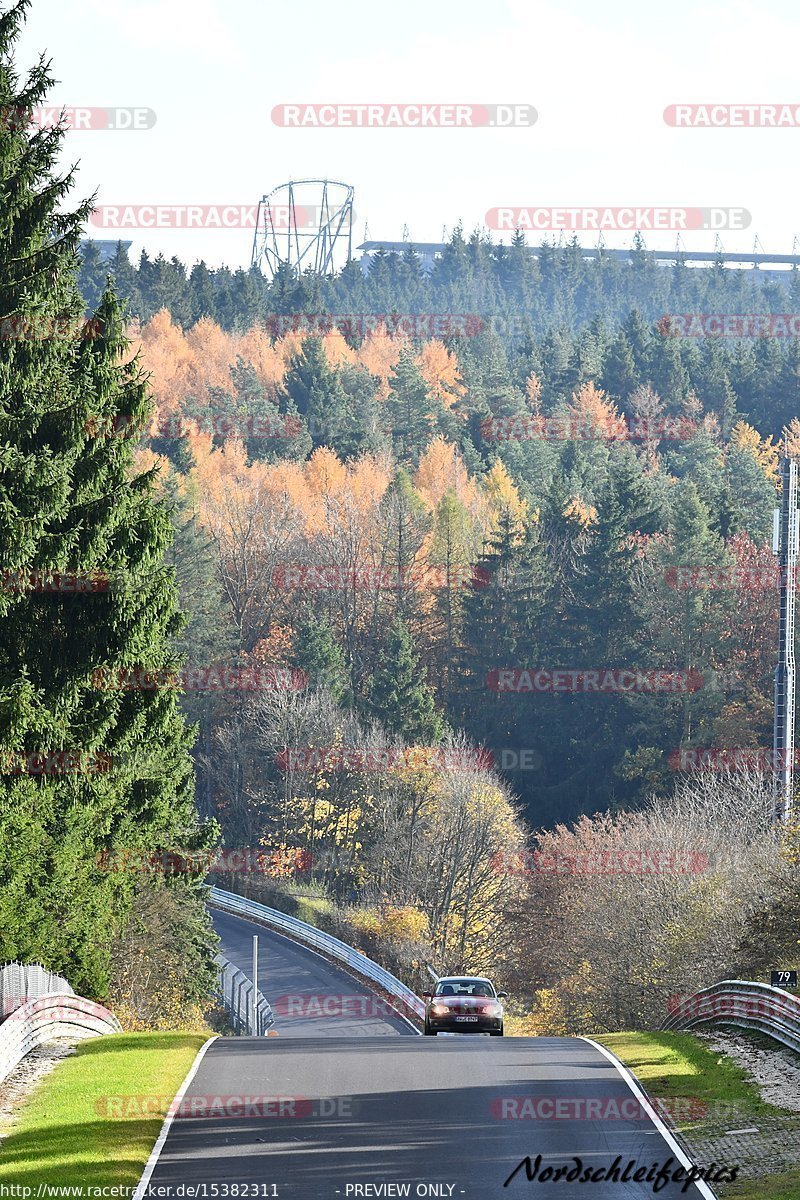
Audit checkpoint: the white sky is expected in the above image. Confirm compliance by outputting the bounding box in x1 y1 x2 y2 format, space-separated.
14 0 800 270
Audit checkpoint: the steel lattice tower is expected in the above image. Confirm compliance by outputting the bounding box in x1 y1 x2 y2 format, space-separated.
251 180 353 278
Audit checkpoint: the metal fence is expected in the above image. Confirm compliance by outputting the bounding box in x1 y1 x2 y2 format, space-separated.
216 953 274 1036
0 961 74 1021
663 979 800 1055
209 887 425 1024
0 994 122 1085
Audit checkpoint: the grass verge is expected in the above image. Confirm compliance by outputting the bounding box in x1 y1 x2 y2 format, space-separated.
598 1031 800 1199
721 1167 800 1200
0 1032 207 1192
599 1031 775 1113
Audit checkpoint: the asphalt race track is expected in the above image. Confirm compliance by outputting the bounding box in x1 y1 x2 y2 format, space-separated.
141 908 721 1197
211 908 415 1036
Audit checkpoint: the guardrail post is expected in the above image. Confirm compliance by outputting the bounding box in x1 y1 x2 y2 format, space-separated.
251 936 259 1035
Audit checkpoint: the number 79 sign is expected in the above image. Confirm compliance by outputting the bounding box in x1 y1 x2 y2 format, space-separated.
771 970 798 988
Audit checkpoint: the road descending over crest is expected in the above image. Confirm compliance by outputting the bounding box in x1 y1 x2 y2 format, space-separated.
143 907 716 1197
211 908 414 1036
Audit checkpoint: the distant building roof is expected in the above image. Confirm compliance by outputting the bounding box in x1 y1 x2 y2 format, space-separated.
359 240 450 254
358 240 800 270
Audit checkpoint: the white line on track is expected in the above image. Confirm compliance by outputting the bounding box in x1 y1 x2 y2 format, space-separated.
132 1036 218 1200
579 1036 717 1199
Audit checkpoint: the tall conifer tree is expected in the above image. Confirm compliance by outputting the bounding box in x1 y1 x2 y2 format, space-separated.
0 0 214 994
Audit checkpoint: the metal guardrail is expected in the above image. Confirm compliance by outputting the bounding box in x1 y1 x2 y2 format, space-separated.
209 887 425 1023
0 994 122 1085
216 953 274 1035
0 962 74 1021
663 979 800 1055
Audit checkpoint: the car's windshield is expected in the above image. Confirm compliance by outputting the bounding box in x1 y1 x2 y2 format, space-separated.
435 980 495 998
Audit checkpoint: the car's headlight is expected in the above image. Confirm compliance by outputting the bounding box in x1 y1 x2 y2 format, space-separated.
481 1002 502 1014
430 1003 448 1015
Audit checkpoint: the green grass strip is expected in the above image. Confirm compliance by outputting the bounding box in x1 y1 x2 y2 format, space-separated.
599 1031 800 1199
0 1032 207 1192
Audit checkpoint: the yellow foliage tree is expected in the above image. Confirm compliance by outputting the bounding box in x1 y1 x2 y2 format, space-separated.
358 323 408 399
731 420 779 482
563 497 597 528
781 418 800 465
508 961 597 1036
482 459 530 538
414 437 477 512
321 328 357 369
566 380 627 440
304 446 349 499
525 372 543 414
185 316 236 397
416 340 466 410
235 325 287 395
134 309 193 417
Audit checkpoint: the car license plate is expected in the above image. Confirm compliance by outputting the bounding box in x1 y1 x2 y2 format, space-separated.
455 1016 479 1022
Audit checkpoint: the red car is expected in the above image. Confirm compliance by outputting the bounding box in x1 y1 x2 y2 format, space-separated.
423 975 507 1036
